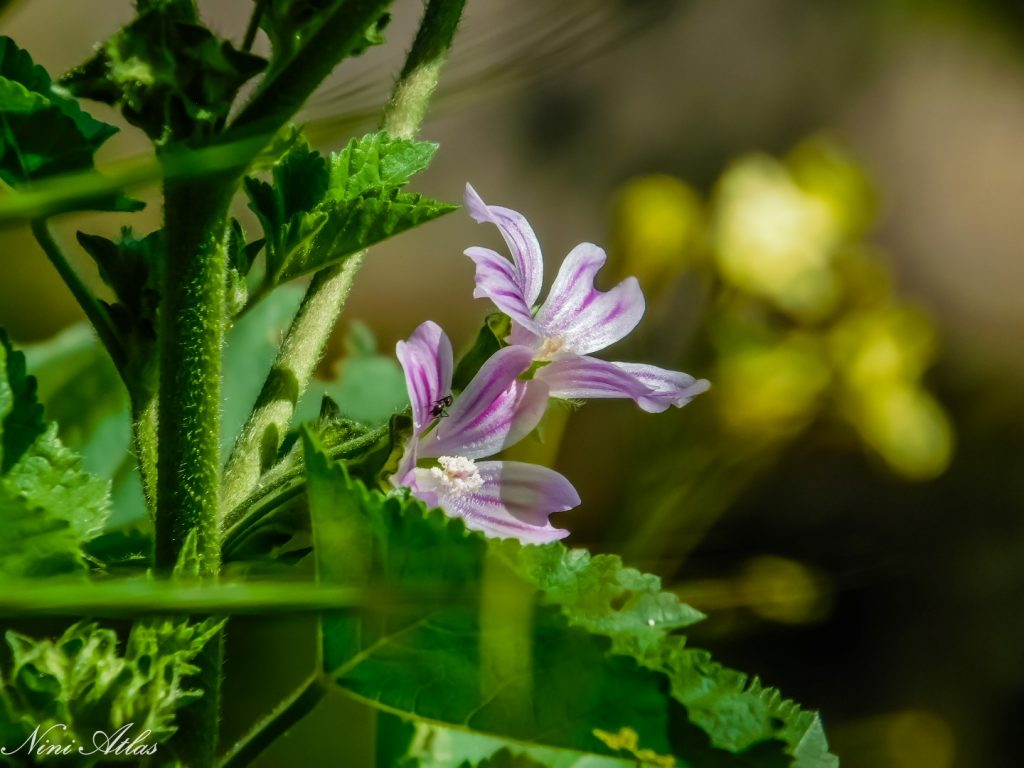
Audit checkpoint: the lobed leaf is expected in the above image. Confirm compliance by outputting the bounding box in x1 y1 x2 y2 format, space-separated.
278 192 456 283
303 433 838 768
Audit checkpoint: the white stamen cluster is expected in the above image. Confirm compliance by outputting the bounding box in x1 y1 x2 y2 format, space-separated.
431 455 485 496
537 335 566 360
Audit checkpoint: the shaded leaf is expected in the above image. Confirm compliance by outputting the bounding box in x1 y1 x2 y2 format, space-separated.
0 330 110 578
23 324 145 527
0 618 221 755
62 8 265 144
0 36 136 210
295 321 409 428
304 434 837 767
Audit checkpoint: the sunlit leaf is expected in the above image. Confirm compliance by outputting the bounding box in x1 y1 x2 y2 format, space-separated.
244 130 456 292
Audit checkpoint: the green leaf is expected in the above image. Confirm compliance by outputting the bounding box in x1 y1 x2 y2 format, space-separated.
244 135 330 286
281 192 456 283
0 36 136 210
23 324 146 527
0 617 221 752
62 8 265 144
304 434 838 767
221 284 306 460
0 330 110 578
326 133 439 200
395 723 630 768
76 228 163 324
243 131 456 291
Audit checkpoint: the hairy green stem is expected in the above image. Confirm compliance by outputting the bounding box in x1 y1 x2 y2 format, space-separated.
131 396 159 518
220 0 466 523
221 254 363 516
383 0 467 139
30 220 125 372
158 176 232 766
217 673 326 768
156 178 231 574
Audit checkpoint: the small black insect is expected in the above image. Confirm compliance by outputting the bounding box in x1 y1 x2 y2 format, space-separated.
430 394 454 418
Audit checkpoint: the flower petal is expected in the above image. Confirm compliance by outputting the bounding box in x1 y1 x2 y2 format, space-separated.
537 355 709 413
465 246 539 331
464 183 544 308
535 243 646 355
612 362 710 412
395 320 453 435
413 460 575 543
421 345 547 459
537 354 649 402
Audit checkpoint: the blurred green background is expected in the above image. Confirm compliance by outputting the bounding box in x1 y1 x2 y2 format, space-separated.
3 1 1024 766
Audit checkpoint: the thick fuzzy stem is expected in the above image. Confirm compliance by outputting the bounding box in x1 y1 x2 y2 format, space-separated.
157 176 231 767
156 178 230 574
131 395 159 518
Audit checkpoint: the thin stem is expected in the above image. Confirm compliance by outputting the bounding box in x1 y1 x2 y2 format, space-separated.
221 254 363 517
217 673 326 768
220 0 466 523
228 0 392 140
30 220 125 371
241 0 266 52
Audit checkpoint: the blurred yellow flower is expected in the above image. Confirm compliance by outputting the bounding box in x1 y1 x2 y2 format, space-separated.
611 174 703 291
711 155 844 318
851 384 953 480
715 333 831 437
830 306 936 390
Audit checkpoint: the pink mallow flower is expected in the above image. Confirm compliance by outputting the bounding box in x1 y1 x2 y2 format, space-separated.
393 321 578 543
464 183 710 413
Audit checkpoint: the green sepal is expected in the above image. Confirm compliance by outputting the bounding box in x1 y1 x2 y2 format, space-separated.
452 313 512 393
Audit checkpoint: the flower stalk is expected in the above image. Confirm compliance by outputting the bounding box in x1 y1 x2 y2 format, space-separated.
220 0 467 525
